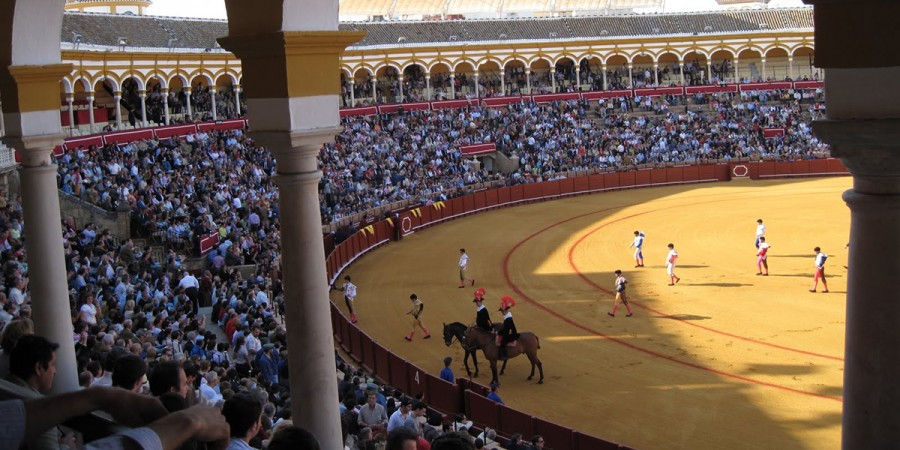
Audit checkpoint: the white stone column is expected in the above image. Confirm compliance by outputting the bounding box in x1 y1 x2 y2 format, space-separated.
253 128 344 449
500 71 506 96
602 63 607 90
679 61 685 85
706 60 712 83
113 91 122 129
349 80 355 106
473 74 479 98
788 56 794 79
761 58 767 81
814 118 900 449
733 59 740 83
526 70 531 94
234 86 242 116
653 64 659 86
449 73 456 98
398 76 404 103
550 68 556 92
210 87 218 121
371 78 377 102
65 95 75 132
425 74 431 100
184 87 193 119
575 68 580 89
87 93 96 133
627 64 633 88
18 152 77 392
138 90 147 127
162 88 170 125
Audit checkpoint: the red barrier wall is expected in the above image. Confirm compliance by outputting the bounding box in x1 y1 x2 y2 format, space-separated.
534 417 574 449
466 390 501 430
424 373 462 415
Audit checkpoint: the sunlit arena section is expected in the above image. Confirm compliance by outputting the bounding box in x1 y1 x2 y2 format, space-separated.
2 0 900 449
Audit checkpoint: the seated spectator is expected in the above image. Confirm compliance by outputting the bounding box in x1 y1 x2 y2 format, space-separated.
431 431 475 450
451 413 473 432
149 360 188 398
112 354 148 393
266 425 320 450
222 392 263 450
529 434 545 449
0 318 33 378
386 427 419 450
200 371 224 405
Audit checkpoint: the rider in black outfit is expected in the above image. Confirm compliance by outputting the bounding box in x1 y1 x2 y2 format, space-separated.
473 288 493 333
497 295 519 360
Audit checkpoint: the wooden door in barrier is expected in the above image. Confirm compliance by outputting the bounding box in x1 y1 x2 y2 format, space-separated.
620 170 636 187
510 184 524 202
533 417 574 449
573 175 589 192
634 169 651 185
388 352 410 393
424 373 461 415
465 390 501 430
589 174 605 191
349 326 363 362
758 161 776 177
808 158 828 174
791 159 810 175
574 432 621 450
603 172 619 189
463 194 475 213
699 164 716 180
559 177 574 194
544 179 561 197
499 405 534 438
361 334 376 372
524 183 542 200
650 168 667 184
682 165 699 181
497 186 510 204
474 190 487 210
775 161 794 175
666 166 684 183
373 342 391 383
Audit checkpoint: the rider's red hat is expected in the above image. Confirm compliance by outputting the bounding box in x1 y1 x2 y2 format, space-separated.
499 295 516 310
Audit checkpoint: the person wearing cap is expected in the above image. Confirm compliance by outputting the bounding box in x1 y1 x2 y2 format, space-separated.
473 288 493 333
404 294 431 341
258 343 278 385
497 296 519 360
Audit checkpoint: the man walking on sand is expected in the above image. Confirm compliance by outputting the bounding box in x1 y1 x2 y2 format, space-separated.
458 248 475 288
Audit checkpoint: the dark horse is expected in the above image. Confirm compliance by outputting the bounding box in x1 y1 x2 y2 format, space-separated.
443 322 543 385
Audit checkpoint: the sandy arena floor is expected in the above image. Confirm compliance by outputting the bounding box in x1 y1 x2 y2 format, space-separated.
332 176 850 449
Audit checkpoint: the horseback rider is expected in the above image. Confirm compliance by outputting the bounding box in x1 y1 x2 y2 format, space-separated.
497 295 519 360
473 288 493 333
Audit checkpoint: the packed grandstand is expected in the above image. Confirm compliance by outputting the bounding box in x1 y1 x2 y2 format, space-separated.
0 2 828 449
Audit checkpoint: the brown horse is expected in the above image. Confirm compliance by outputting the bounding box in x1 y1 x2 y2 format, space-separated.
464 325 543 385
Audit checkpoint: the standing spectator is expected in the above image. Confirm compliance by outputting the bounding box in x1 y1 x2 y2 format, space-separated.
387 397 413 432
387 427 419 450
358 390 388 439
200 371 224 405
179 270 200 315
257 343 278 386
440 356 454 383
486 383 504 404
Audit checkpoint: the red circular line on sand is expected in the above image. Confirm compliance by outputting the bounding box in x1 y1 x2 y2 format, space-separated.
502 201 842 402
568 209 844 362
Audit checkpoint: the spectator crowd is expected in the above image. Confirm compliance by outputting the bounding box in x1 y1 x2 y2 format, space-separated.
0 86 830 449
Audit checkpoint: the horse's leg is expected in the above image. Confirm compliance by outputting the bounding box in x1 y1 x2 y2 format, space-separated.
527 356 535 381
500 358 508 375
490 358 499 386
536 357 544 384
471 349 479 377
463 349 472 377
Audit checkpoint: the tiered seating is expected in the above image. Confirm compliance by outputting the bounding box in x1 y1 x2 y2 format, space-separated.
502 0 554 14
339 0 394 17
446 0 503 15
392 0 447 17
61 8 814 48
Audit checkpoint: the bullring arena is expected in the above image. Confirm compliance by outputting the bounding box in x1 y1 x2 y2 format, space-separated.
328 166 850 449
4 1 900 449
